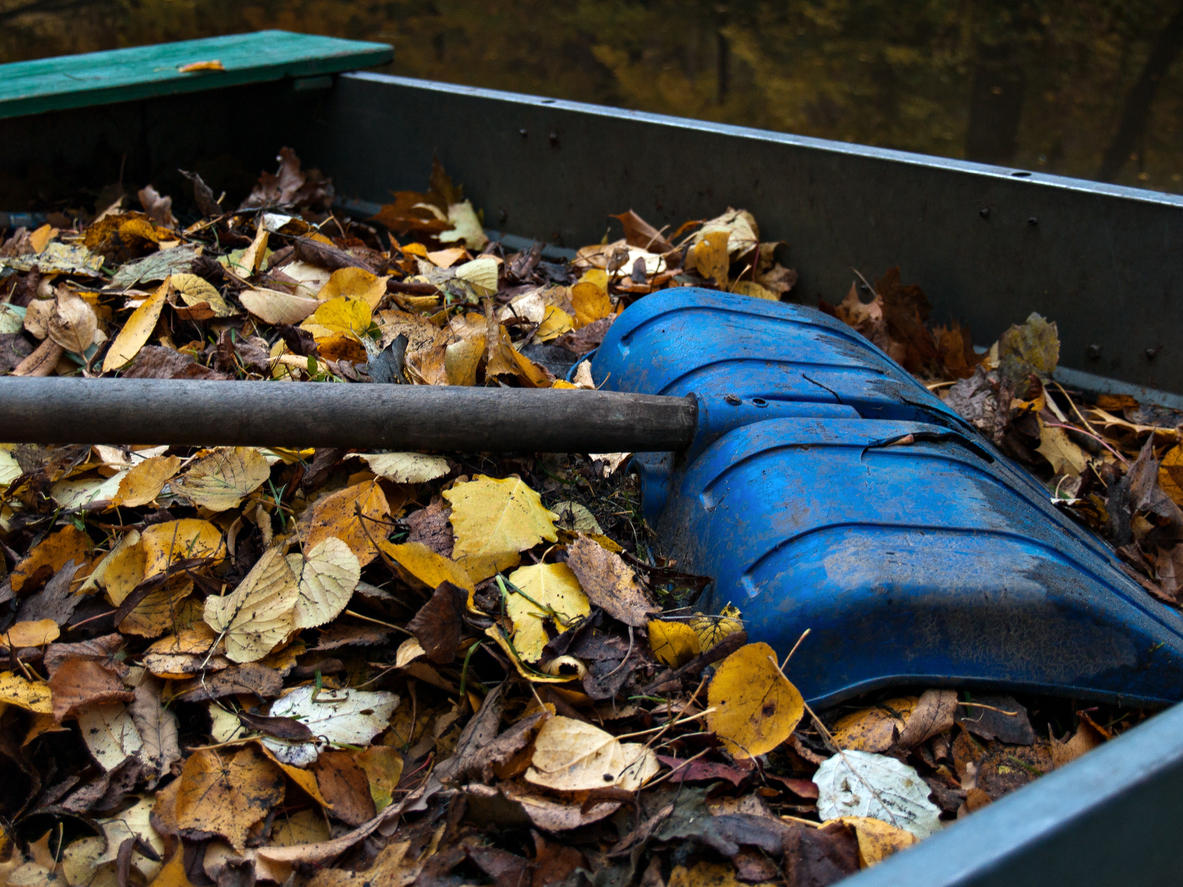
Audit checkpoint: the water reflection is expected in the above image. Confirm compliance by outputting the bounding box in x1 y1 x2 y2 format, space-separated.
2 0 1180 192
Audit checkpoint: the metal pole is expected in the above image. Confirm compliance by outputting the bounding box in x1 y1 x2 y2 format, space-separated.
0 378 697 452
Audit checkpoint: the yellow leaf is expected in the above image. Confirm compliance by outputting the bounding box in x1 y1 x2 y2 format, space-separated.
118 575 194 638
203 546 299 663
174 746 285 853
10 524 92 592
453 256 499 294
300 479 390 567
707 642 804 758
1159 445 1183 507
84 530 145 605
688 605 744 652
504 563 590 662
376 540 474 593
442 475 558 581
694 208 760 255
357 746 405 812
837 816 919 867
832 697 918 753
316 267 389 310
526 715 659 791
571 274 612 328
112 454 182 507
483 624 578 683
444 333 485 386
177 59 225 72
30 223 55 253
536 305 574 341
648 619 701 667
167 272 235 316
288 537 361 629
1036 420 1089 477
173 447 271 512
240 287 320 325
0 670 53 713
102 284 167 371
2 619 59 647
47 289 98 354
140 518 224 578
690 228 730 284
729 280 778 300
440 200 489 250
299 295 373 340
233 225 270 276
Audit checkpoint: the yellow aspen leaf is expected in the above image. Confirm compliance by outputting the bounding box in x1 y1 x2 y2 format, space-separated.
483 624 579 683
1160 445 1183 507
648 619 701 667
837 816 919 867
112 454 182 507
174 746 285 853
571 276 612 328
2 619 60 647
172 446 271 512
536 305 574 341
102 284 167 371
504 563 590 662
353 452 450 484
688 604 744 652
729 280 778 300
10 524 92 592
167 272 235 316
84 529 145 604
47 289 98 354
831 697 919 753
299 295 373 340
240 287 320 325
526 715 659 792
140 518 225 578
0 670 53 713
707 642 804 759
442 475 558 581
376 539 474 593
444 334 485 386
287 537 361 629
300 479 390 567
690 228 730 284
316 267 389 309
204 546 300 663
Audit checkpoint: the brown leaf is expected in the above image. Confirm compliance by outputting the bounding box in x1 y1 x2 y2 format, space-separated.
174 746 285 852
611 210 674 253
12 337 63 376
312 750 376 826
566 534 657 627
782 821 860 887
49 657 133 721
407 581 467 664
47 289 97 355
956 694 1035 745
123 345 230 380
128 676 181 784
405 499 455 557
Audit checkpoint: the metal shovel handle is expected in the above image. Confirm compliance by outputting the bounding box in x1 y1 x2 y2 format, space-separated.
0 377 697 452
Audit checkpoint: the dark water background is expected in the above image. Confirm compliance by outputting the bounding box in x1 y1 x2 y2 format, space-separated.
2 0 1181 194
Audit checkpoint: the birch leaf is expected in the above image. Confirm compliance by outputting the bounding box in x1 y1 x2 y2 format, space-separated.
172 446 271 511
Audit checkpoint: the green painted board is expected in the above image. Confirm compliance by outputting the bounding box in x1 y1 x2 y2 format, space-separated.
0 30 392 120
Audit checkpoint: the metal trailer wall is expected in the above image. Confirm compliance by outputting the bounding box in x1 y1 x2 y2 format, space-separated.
2 67 1183 883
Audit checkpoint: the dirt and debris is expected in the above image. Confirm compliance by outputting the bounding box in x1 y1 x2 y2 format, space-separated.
0 149 1179 885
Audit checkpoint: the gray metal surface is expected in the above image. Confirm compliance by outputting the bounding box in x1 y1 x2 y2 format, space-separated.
311 73 1183 395
843 699 1183 886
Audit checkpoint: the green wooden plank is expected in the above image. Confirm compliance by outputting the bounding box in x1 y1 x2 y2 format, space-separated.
0 31 392 120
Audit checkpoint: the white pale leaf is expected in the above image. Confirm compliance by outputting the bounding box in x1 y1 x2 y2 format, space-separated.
263 684 399 766
353 452 451 484
814 749 942 839
78 702 144 770
287 537 361 629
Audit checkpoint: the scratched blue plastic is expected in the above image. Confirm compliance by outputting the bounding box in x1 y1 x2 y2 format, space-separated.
592 289 1183 705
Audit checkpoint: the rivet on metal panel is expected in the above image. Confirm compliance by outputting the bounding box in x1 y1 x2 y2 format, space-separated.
979 207 990 219
548 130 560 147
1146 346 1162 361
1087 344 1103 361
519 128 528 138
1027 216 1039 226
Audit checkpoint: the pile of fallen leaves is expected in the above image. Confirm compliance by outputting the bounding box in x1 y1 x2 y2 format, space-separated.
0 149 1180 886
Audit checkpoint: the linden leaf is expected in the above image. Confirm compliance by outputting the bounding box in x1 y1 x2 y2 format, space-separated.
299 295 373 340
526 715 659 792
174 746 285 852
78 702 143 770
102 284 167 371
0 670 54 713
112 454 182 507
353 451 451 484
167 272 236 316
648 619 701 667
376 540 474 593
263 685 399 767
288 537 361 629
300 478 391 567
172 446 271 511
706 641 804 759
443 475 557 581
504 562 590 662
140 518 224 578
203 547 299 663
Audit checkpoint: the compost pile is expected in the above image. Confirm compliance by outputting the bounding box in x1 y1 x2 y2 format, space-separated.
0 151 1180 887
